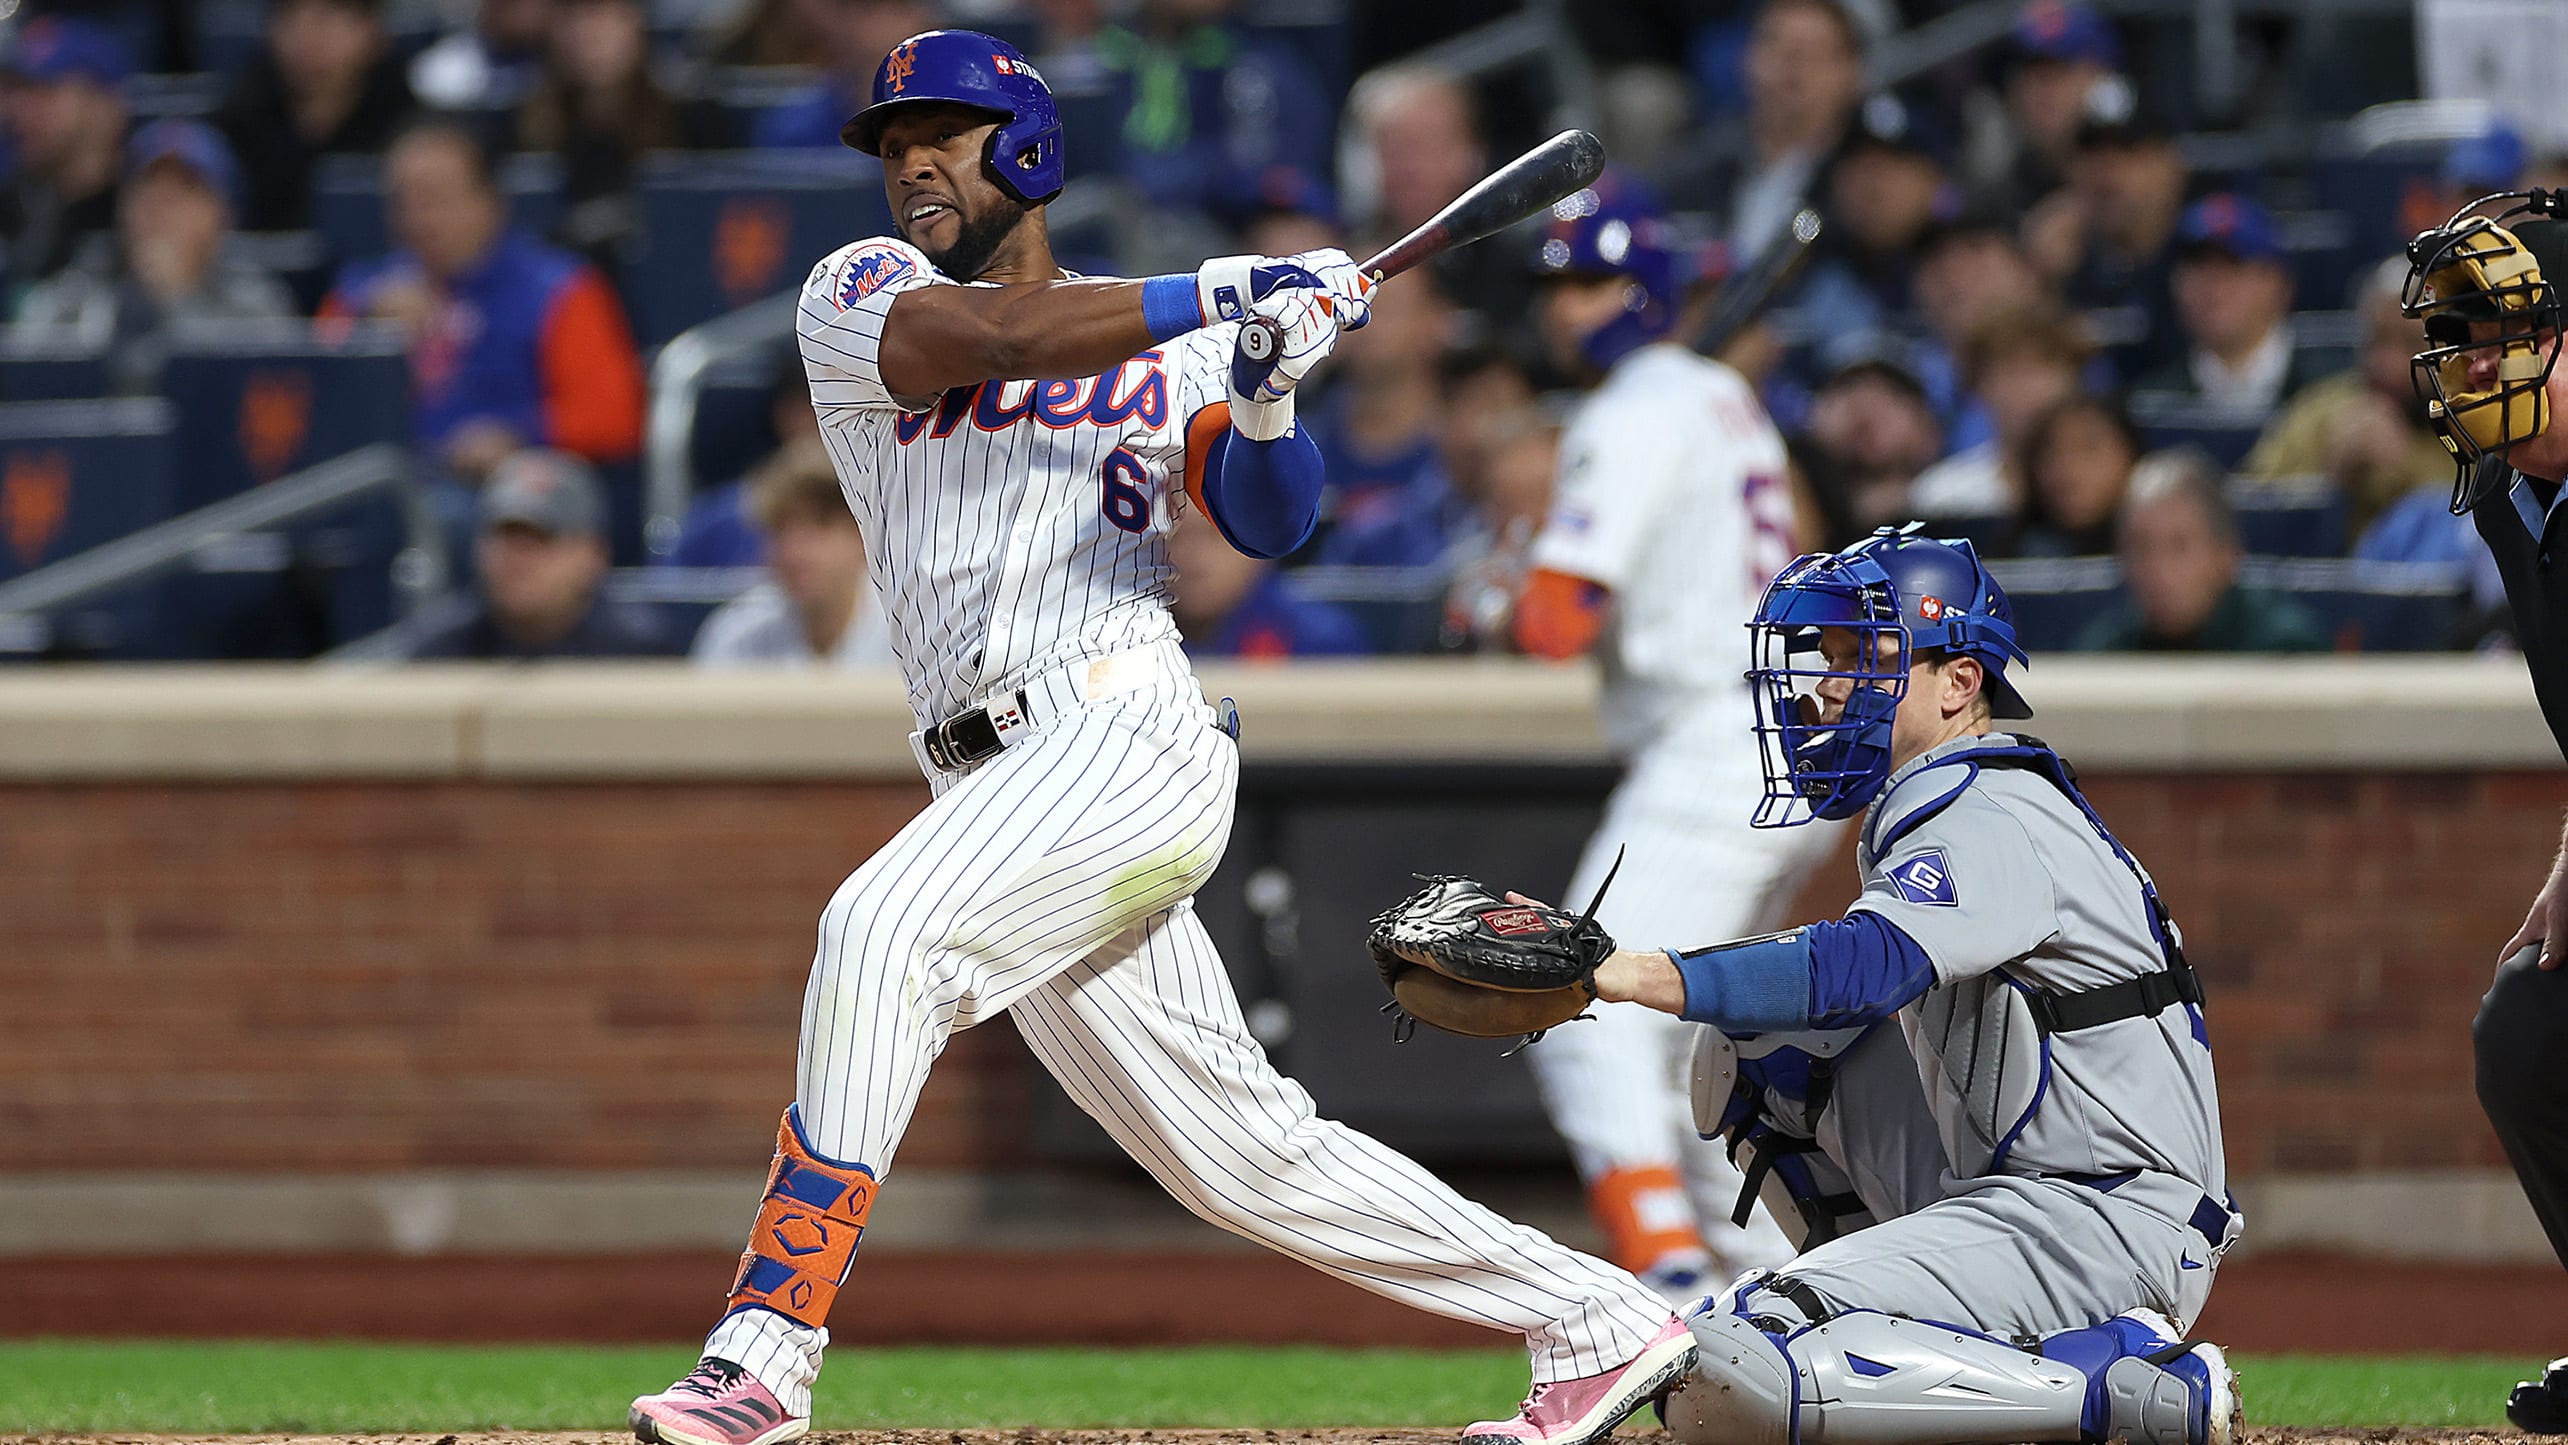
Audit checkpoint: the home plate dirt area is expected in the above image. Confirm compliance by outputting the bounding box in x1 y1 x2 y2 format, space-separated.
2 1430 2550 1445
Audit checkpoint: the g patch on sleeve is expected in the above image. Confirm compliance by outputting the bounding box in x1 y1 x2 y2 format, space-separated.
1887 848 1958 907
833 242 920 308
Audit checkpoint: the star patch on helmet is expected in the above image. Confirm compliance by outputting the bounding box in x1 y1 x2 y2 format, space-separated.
1888 849 1957 906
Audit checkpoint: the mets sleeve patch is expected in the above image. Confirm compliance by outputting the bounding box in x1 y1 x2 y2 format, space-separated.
1887 848 1958 907
834 242 920 308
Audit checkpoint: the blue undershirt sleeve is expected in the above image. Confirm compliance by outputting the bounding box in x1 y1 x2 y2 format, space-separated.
1669 913 1936 1033
1198 422 1324 560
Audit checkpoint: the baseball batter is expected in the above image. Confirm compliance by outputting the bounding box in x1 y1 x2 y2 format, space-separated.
1509 178 1838 1298
1571 526 2244 1445
627 30 1693 1445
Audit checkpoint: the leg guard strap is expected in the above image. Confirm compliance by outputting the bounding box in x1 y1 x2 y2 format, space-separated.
723 1104 878 1328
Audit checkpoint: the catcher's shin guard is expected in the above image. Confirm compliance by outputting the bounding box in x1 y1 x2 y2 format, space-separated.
722 1105 878 1328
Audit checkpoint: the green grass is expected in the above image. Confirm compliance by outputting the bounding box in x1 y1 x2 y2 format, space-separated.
0 1342 2535 1434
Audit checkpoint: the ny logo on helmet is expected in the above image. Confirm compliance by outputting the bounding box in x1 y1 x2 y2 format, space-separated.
884 40 918 94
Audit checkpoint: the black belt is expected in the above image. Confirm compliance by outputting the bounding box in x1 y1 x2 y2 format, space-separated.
2058 1170 2236 1248
2023 958 2204 1035
920 689 1033 773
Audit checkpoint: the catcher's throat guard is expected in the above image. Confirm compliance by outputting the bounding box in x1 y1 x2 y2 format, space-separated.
2405 189 2568 513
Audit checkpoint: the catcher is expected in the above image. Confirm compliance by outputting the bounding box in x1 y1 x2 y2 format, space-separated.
1372 526 2245 1445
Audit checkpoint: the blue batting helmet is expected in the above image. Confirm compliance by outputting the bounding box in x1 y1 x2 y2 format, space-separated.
840 30 1065 206
1745 525 2032 827
1531 173 1678 372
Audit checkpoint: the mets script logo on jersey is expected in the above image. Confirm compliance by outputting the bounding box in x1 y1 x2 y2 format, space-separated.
1480 907 1556 937
883 40 918 94
837 244 917 308
1889 849 1957 906
893 351 1171 444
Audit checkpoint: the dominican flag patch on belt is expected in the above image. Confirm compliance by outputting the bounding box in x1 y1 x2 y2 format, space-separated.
1888 849 1957 906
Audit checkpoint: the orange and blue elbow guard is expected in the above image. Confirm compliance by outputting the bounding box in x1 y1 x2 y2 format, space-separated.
722 1105 878 1328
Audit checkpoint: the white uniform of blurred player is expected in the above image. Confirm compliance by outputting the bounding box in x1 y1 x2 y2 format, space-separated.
628 32 1698 1445
1510 181 1841 1299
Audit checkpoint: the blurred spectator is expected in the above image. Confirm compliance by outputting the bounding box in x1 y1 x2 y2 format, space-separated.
412 0 554 112
1300 269 1464 568
516 0 737 269
2024 95 2187 376
1798 354 1944 542
322 119 645 492
2442 119 2527 216
692 439 894 668
1084 0 1331 225
20 121 297 392
1907 212 2049 451
667 352 823 568
1796 96 1956 339
213 0 417 233
1169 505 1371 658
1910 299 2093 518
2241 256 2452 538
1236 168 1341 259
1662 0 1865 259
1440 408 1561 652
0 16 133 304
702 0 830 68
2007 392 2139 556
2074 449 2328 652
1342 63 1525 329
755 0 932 150
1435 341 1539 509
392 448 678 659
2131 195 2323 422
1973 0 2123 211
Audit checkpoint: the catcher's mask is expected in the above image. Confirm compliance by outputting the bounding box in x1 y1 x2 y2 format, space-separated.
1746 525 2030 827
2404 190 2568 512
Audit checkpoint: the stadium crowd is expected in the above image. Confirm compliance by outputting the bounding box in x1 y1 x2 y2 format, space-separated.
0 0 2518 662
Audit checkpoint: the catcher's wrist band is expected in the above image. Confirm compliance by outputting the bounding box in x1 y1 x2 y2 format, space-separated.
1668 932 1813 1032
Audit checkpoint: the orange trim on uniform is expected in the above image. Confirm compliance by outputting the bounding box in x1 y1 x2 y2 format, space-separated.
1181 400 1232 520
1514 567 1610 660
1587 1164 1703 1274
723 1107 878 1328
536 268 646 463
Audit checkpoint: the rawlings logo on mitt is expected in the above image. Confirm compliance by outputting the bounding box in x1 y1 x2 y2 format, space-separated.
1363 855 1624 1049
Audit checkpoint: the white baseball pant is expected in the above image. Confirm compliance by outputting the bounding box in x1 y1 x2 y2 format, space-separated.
708 642 1672 1413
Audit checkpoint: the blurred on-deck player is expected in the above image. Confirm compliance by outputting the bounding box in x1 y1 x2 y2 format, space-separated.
627 30 1697 1445
1508 175 1840 1298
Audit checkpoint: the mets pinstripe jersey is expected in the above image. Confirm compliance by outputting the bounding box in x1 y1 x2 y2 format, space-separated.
798 235 1234 727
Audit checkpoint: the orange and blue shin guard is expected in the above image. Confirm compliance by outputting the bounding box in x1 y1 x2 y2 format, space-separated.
722 1105 878 1328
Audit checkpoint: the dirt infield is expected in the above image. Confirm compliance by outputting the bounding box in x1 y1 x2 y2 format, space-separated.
0 1431 2540 1445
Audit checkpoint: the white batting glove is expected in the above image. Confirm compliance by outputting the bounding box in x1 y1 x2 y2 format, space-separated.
1278 247 1374 329
1228 291 1339 440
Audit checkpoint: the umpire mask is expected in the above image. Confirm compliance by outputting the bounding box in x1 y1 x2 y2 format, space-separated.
2405 192 2568 513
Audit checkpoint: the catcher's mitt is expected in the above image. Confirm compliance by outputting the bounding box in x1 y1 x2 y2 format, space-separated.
1364 863 1622 1048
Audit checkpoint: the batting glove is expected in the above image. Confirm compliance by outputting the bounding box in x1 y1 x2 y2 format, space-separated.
1193 254 1329 326
1228 290 1338 440
1277 248 1374 330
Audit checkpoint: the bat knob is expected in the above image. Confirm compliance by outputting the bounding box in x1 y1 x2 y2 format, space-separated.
1232 314 1283 397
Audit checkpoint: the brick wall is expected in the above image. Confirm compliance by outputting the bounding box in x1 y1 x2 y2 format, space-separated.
2 772 2558 1178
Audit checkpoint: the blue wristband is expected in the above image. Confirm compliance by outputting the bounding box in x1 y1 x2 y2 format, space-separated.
1140 275 1200 342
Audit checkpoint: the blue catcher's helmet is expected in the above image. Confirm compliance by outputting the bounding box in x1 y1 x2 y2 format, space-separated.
1531 173 1678 373
1746 525 2033 827
841 30 1065 206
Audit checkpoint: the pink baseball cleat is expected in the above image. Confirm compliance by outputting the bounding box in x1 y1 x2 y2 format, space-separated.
629 1357 807 1445
1463 1317 1699 1445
